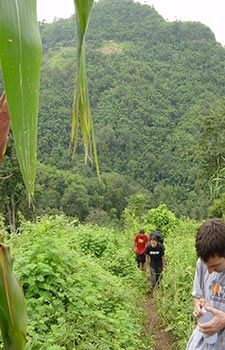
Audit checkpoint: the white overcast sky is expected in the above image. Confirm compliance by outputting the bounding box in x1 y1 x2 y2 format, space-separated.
37 0 225 46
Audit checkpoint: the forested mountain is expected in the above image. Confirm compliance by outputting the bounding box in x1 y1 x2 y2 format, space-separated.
2 0 225 227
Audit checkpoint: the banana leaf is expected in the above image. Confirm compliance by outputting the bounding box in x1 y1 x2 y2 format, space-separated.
0 0 42 200
0 243 27 350
71 0 100 176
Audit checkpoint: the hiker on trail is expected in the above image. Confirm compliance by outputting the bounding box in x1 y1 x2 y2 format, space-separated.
186 218 225 350
145 233 166 288
149 230 164 248
134 229 148 270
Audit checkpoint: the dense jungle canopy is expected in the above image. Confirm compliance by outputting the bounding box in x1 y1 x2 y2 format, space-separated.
1 0 225 228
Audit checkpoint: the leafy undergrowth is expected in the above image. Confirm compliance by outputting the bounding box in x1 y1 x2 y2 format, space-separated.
5 215 150 350
0 213 201 350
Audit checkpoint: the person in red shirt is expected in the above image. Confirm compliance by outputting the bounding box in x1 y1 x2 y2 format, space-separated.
134 229 148 270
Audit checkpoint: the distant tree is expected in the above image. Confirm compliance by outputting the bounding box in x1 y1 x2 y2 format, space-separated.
60 183 90 221
208 194 225 218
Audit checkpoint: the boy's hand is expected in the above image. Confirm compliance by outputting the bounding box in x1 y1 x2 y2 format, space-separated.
193 298 208 318
199 305 225 334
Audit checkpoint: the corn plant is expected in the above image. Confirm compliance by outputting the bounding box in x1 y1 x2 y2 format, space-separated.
0 1 96 348
0 0 97 199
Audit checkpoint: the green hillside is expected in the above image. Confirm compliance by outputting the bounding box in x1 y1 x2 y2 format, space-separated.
38 0 225 218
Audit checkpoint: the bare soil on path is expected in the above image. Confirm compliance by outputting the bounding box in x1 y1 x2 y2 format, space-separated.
143 291 175 350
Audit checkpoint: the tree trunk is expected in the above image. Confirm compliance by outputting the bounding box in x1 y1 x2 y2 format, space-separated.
6 193 16 233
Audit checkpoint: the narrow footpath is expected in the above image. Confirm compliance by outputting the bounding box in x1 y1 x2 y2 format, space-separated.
143 292 175 350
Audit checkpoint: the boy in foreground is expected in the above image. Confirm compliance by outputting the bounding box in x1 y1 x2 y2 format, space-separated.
187 218 225 350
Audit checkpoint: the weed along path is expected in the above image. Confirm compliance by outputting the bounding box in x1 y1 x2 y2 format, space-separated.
143 292 174 350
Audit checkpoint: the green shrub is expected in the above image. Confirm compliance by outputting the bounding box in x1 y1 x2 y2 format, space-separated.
144 204 178 238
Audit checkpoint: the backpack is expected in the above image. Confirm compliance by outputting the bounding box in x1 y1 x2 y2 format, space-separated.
149 230 164 246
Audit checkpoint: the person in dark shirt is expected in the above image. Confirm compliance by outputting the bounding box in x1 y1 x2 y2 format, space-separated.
145 234 166 287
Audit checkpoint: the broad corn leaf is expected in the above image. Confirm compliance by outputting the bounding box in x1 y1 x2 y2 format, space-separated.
0 243 27 350
72 0 100 176
0 93 10 163
0 0 42 199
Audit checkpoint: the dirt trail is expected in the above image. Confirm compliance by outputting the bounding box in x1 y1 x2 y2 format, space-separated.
143 292 175 350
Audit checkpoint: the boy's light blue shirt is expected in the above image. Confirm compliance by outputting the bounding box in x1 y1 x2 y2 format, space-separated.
187 259 225 350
